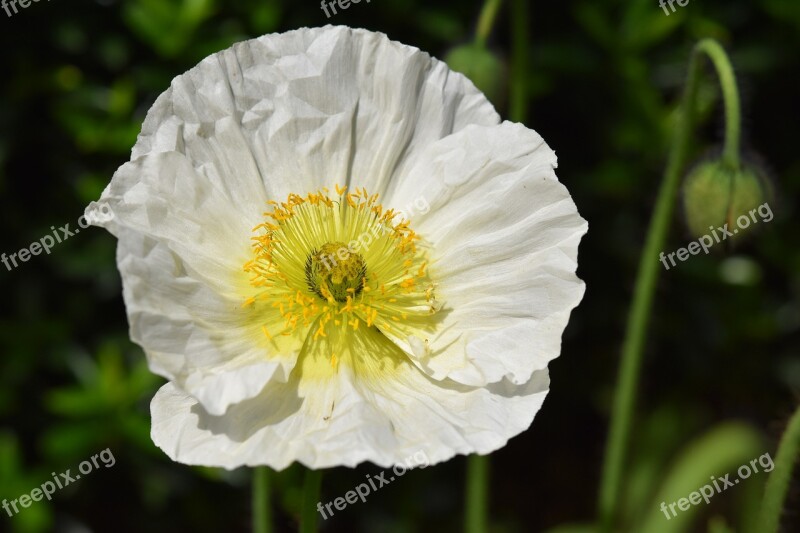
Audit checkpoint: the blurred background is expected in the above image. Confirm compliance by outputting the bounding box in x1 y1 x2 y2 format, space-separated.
0 0 799 531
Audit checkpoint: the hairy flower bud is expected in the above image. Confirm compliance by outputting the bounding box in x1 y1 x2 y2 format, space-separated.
682 160 771 241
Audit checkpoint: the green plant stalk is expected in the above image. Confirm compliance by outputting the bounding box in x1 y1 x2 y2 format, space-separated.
509 0 529 122
597 38 741 531
300 469 323 533
464 3 526 529
756 406 800 533
466 1 523 527
252 467 272 533
465 454 490 533
475 0 504 46
694 40 741 169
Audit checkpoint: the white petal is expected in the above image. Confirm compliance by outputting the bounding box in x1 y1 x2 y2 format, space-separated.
384 121 587 386
98 150 260 295
126 26 499 204
151 326 550 470
87 26 502 415
117 228 298 416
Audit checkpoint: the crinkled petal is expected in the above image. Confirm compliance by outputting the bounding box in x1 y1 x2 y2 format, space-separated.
89 26 501 414
117 228 303 416
121 25 499 205
151 324 549 470
382 121 587 387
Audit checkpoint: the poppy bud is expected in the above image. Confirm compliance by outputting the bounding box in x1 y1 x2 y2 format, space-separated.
682 159 771 242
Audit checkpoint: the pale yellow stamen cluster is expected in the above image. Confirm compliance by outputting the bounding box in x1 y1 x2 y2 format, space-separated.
242 186 437 356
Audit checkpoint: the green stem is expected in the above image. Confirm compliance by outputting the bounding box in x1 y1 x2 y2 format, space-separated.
756 406 800 533
597 39 741 532
300 469 323 533
694 39 741 169
465 454 489 533
252 467 271 533
463 4 522 530
509 0 529 123
475 0 504 47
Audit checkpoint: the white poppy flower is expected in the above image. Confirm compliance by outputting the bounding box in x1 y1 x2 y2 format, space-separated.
87 26 588 470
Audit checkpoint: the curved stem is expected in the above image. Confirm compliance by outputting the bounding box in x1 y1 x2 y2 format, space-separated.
300 469 323 533
465 454 490 533
694 39 741 169
597 42 707 532
597 39 744 531
509 0 529 123
475 0 504 47
756 405 800 533
252 467 272 533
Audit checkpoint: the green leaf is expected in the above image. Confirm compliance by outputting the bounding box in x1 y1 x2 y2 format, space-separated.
637 423 765 533
123 0 216 58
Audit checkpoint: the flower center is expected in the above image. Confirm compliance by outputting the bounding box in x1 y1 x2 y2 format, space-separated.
306 242 367 303
242 186 440 354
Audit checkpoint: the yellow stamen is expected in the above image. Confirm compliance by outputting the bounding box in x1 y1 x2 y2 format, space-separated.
243 185 439 355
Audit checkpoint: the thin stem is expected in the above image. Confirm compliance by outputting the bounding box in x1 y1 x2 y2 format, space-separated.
597 39 744 531
252 467 271 533
465 454 489 533
300 469 323 533
464 1 510 527
694 39 741 169
509 0 529 123
597 43 707 532
756 406 800 533
463 3 521 530
475 0 504 47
